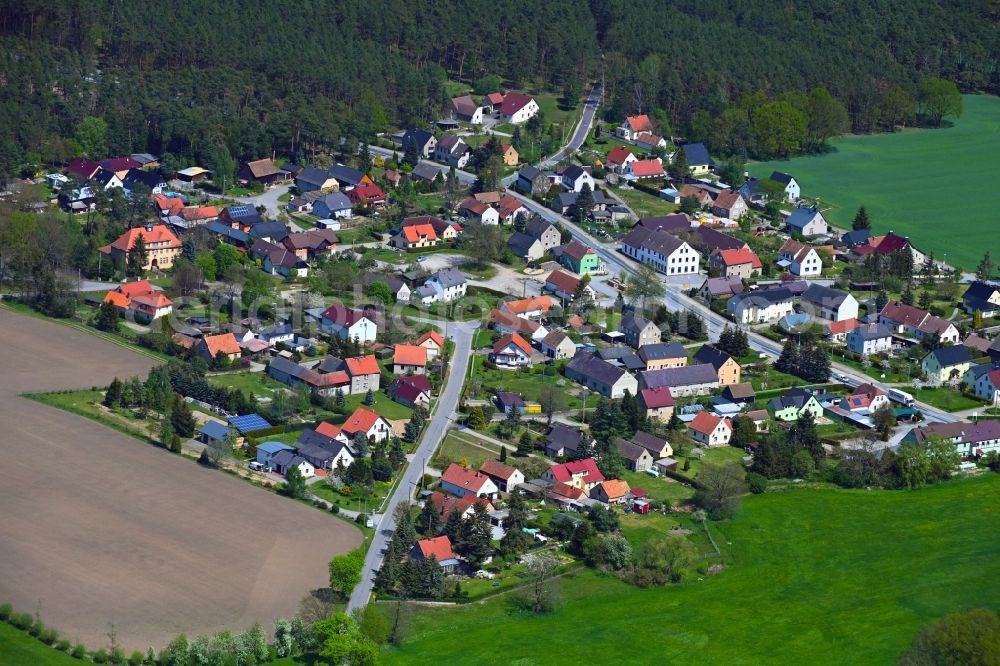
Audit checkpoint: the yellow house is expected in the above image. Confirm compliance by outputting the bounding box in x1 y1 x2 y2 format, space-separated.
500 143 519 166
921 346 973 384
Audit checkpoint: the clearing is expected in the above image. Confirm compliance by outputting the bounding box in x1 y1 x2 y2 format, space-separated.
382 474 1000 664
750 95 1000 271
0 309 363 652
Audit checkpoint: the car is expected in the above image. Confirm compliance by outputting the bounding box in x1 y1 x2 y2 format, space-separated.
417 255 427 262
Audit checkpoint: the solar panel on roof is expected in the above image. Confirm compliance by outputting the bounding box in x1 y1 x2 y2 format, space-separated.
228 414 272 433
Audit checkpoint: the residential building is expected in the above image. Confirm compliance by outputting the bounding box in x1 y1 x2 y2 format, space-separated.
402 215 461 242
778 239 822 277
615 114 655 141
879 301 961 344
544 423 595 459
619 226 700 276
687 412 733 447
681 143 713 176
769 172 800 202
489 309 546 342
238 158 287 186
197 333 242 364
99 223 182 271
639 386 675 422
296 167 340 193
450 95 483 124
544 270 596 302
319 304 378 343
825 318 861 344
591 479 631 506
491 333 535 368
639 364 719 397
963 281 1000 317
282 229 339 261
622 159 666 180
846 322 893 356
605 145 638 172
416 330 444 360
543 458 605 492
620 311 661 349
428 491 494 523
311 192 353 219
564 352 639 398
638 342 688 371
391 375 432 409
770 388 824 421
391 223 439 250
340 407 393 444
440 463 499 499
701 276 745 300
693 345 741 385
559 240 604 274
617 439 655 471
499 92 539 124
102 280 173 321
800 284 859 322
508 232 545 261
458 197 500 225
922 346 974 384
347 183 386 209
851 231 927 267
499 143 519 166
479 459 525 493
411 536 460 573
433 135 470 168
711 190 749 220
393 344 427 375
501 295 553 320
785 206 829 236
904 421 1000 458
561 165 595 193
329 164 372 191
709 248 762 279
841 384 890 413
972 369 1000 406
250 239 309 277
634 132 667 150
362 273 411 303
515 165 549 196
727 288 795 324
414 268 467 304
402 128 437 158
540 330 577 360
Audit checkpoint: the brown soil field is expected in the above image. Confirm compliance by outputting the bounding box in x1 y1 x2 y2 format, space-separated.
0 309 363 651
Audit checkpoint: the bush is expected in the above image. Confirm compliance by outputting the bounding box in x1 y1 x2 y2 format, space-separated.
128 651 145 666
330 504 340 514
0 603 10 621
93 647 110 663
56 639 72 652
71 644 87 659
746 472 768 494
10 612 32 630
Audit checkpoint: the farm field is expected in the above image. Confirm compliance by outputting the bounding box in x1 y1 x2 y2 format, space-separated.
750 95 1000 271
382 474 1000 664
0 309 363 652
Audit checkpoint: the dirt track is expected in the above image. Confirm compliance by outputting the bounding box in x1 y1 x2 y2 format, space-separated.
0 309 363 651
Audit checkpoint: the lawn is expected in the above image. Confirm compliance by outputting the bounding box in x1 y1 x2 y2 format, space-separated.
383 474 1000 664
910 387 988 413
619 469 694 505
749 94 999 271
0 623 80 665
613 186 677 218
431 430 504 470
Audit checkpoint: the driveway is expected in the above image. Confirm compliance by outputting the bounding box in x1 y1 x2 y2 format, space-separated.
416 253 545 297
231 183 292 218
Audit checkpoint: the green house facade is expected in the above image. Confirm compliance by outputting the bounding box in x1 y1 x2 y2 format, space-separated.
559 240 603 275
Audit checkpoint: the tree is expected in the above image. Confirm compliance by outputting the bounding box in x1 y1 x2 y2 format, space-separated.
670 146 688 179
467 406 487 430
899 608 1000 666
976 252 994 281
500 493 532 556
172 261 203 297
919 289 932 310
732 416 758 448
363 388 375 406
538 384 566 424
403 137 420 167
750 101 807 158
901 282 914 306
806 87 849 147
328 549 364 597
895 440 931 489
96 299 120 332
632 533 696 586
283 464 308 499
352 432 371 458
126 236 148 277
876 289 889 313
574 183 595 222
464 501 493 566
695 463 746 519
873 402 897 440
587 504 620 533
918 77 963 126
852 206 871 231
365 280 393 306
522 551 559 613
876 84 915 129
75 116 108 157
459 222 505 263
775 338 799 375
625 264 666 313
417 501 441 536
314 613 378 666
159 413 176 451
789 449 816 479
926 435 960 482
170 399 196 438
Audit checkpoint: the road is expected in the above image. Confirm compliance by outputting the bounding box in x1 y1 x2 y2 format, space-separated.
346 318 478 613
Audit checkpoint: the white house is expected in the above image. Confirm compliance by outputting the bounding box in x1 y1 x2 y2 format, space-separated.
614 114 654 141
433 135 470 169
727 288 796 325
339 407 395 445
319 304 378 343
973 369 1000 406
561 165 595 193
414 268 467 304
778 239 822 277
785 206 828 237
491 333 535 368
440 463 500 499
800 284 859 322
770 171 800 202
619 226 701 276
499 92 539 124
687 413 732 448
846 323 893 356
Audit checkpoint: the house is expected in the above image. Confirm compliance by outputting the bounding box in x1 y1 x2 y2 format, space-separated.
963 281 1000 317
490 309 546 342
630 431 673 460
501 295 553 320
362 273 411 303
416 330 444 360
972 369 1000 406
785 206 829 237
198 420 232 446
634 132 667 150
347 183 386 209
238 158 286 186
516 166 550 196
282 229 339 260
98 224 182 272
508 232 545 261
121 168 166 195
623 159 666 180
319 304 378 343
433 135 470 168
480 459 525 493
800 284 859 322
620 311 661 349
328 164 372 191
879 301 961 345
846 322 893 356
393 343 427 375
769 388 824 421
619 226 700 276
540 330 576 360
605 146 638 173
491 333 535 368
639 342 687 371
615 114 655 141
639 364 719 397
440 463 499 499
497 196 528 226
711 191 749 220
544 270 595 302
499 92 539 124
544 423 595 459
709 248 762 279
250 240 309 278
769 172 800 202
906 421 1000 458
598 347 645 372
391 223 439 250
402 128 437 158
411 536 460 573
66 158 102 182
383 169 402 188
841 384 891 413
500 143 519 166
258 323 295 346
693 345 741 385
450 95 483 124
414 268 467 304
617 439 655 472
296 167 340 193
339 355 382 394
681 143 713 176
564 352 639 399
391 375 432 409
694 226 749 254
561 165 595 193
840 229 872 249
825 318 861 344
558 240 604 275
268 356 349 397
687 412 733 447
722 383 756 405
778 239 822 277
543 458 605 491
428 491 494 523
922 346 974 384
197 333 242 364
103 280 173 321
494 392 526 415
679 184 714 207
851 232 927 267
340 407 394 444
256 441 294 469
701 276 745 300
458 197 500 225
270 451 316 478
727 288 795 324
547 482 590 510
311 192 353 219
591 479 631 506
403 215 461 242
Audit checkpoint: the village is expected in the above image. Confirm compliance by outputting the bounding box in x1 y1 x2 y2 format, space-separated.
7 81 1000 635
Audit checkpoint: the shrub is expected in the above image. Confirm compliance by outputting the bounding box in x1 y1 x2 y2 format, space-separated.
747 472 768 494
330 504 340 514
128 651 145 666
93 647 110 663
71 643 87 659
10 612 32 630
0 603 10 621
56 639 72 652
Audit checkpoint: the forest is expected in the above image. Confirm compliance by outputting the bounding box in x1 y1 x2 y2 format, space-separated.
0 0 997 176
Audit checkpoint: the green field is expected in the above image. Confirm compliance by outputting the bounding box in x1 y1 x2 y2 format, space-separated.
0 623 79 665
382 474 1000 664
910 387 988 413
750 95 999 271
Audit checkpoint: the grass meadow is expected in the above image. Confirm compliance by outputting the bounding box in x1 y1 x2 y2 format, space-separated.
750 95 1000 271
381 474 1000 665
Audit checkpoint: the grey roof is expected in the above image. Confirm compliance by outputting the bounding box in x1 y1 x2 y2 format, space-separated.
704 276 745 297
122 168 166 190
635 214 690 233
786 206 824 231
851 322 892 341
362 273 406 292
546 422 587 454
695 226 746 252
631 430 668 453
682 143 711 166
926 345 973 367
329 164 365 186
428 268 466 289
206 221 249 243
403 128 436 149
249 221 290 242
621 311 655 337
638 342 687 362
841 229 871 247
966 363 997 381
729 287 794 309
617 438 651 462
562 165 587 183
525 218 556 239
315 192 352 212
693 345 735 371
297 166 331 187
198 420 230 441
640 363 718 389
770 171 795 185
620 226 685 257
964 281 1000 302
566 351 627 386
130 153 158 165
597 347 645 371
411 163 441 181
801 283 851 308
518 165 543 181
508 231 541 256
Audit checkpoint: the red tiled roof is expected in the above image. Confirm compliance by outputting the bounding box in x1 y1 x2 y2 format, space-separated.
688 412 731 437
460 197 489 215
549 482 587 501
393 343 427 367
606 145 636 166
596 479 631 500
417 330 444 348
180 206 218 221
116 280 155 298
402 224 438 243
428 491 493 521
486 92 505 106
502 295 553 315
499 92 535 115
639 387 674 409
625 114 654 132
416 535 456 561
562 240 594 261
348 183 385 203
320 304 372 328
315 421 343 439
480 459 519 481
341 407 385 436
202 333 241 357
103 290 130 308
130 292 173 309
441 463 494 493
548 458 604 484
634 132 664 146
713 190 744 210
879 301 930 327
345 355 380 376
489 309 540 336
628 159 665 177
716 248 762 269
545 270 581 294
494 333 533 357
498 195 525 220
826 318 861 335
106 225 181 253
154 193 184 214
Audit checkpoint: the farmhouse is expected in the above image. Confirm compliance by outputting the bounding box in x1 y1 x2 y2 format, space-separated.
639 364 719 397
499 92 539 124
450 95 483 124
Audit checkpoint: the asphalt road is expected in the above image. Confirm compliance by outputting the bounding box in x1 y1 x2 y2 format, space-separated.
346 318 478 613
